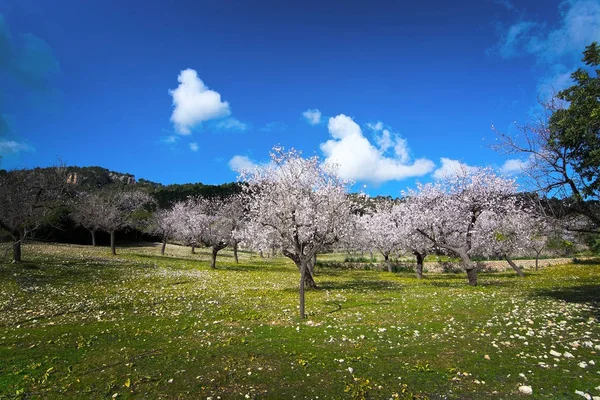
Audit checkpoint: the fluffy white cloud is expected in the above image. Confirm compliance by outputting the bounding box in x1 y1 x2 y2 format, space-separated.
169 69 231 135
0 140 33 155
432 158 479 180
500 158 529 175
320 115 435 183
216 118 248 131
228 155 259 172
189 142 199 152
302 109 322 125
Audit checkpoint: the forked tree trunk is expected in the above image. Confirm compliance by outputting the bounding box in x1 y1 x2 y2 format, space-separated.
505 255 525 277
414 251 425 279
91 230 96 246
210 243 228 269
110 231 116 255
233 241 239 263
12 233 22 263
161 238 167 255
383 252 392 272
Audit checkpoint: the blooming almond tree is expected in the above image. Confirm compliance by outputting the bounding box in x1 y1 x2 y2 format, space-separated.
392 201 436 279
145 207 179 255
240 147 353 318
94 190 155 255
409 168 519 286
474 209 531 277
171 195 242 268
360 199 403 272
194 196 241 269
0 167 66 262
71 191 106 246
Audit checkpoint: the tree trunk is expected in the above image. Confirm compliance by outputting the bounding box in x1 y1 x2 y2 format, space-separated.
91 230 96 246
466 268 478 286
505 255 525 277
535 250 541 271
369 250 374 261
259 250 264 258
384 252 392 272
161 238 167 255
457 249 477 286
210 247 219 269
110 231 116 255
12 232 22 263
414 251 425 279
191 244 196 254
233 241 239 263
305 256 318 289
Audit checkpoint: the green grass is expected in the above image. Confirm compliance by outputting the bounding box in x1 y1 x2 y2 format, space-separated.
1 242 600 399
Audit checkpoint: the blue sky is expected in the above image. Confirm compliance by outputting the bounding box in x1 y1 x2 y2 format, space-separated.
0 0 599 195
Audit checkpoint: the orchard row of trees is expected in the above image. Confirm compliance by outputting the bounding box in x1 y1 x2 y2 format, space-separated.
1 43 598 318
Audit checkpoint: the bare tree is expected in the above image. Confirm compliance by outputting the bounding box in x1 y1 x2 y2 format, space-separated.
492 98 600 233
0 167 66 262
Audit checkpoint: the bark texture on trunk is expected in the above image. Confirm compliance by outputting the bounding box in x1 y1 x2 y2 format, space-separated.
505 255 525 277
304 257 318 289
414 251 425 279
161 239 167 255
458 249 477 286
110 231 116 255
384 252 392 273
233 242 239 264
210 243 228 269
13 238 22 263
210 247 218 269
466 268 478 286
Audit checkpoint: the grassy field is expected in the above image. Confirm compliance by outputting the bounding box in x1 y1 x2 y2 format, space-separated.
1 243 599 399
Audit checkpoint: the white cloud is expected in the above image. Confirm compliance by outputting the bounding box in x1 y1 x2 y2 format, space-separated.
228 155 259 172
500 158 529 175
489 0 600 97
169 69 231 135
302 109 322 125
491 1 600 62
216 118 248 131
320 114 435 183
0 140 33 155
432 158 479 180
189 142 199 152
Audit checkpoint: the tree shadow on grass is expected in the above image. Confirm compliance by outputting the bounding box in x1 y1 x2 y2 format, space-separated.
531 284 600 319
